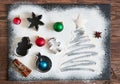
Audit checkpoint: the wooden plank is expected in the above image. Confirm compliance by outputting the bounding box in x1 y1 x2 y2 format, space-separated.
2 80 117 84
0 37 7 43
111 61 120 83
0 0 75 4
0 81 114 84
0 36 7 58
0 60 8 80
111 30 120 36
77 0 110 4
111 0 120 3
0 0 76 4
0 45 8 61
0 29 8 37
0 0 111 4
0 12 7 17
0 0 119 83
0 5 7 12
0 23 7 30
111 37 120 43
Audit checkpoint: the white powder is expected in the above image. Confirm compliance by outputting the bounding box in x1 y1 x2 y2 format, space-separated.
8 5 108 80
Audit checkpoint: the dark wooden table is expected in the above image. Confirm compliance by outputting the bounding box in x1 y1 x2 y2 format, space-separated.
0 0 120 84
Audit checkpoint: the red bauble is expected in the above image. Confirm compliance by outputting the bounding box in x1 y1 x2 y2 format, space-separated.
35 37 45 47
13 17 21 25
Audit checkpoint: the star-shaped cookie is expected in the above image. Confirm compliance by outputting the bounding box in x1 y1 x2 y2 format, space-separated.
27 12 44 31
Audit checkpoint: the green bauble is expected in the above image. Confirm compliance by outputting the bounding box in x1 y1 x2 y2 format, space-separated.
53 22 63 32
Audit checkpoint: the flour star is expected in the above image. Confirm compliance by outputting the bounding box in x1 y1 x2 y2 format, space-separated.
74 15 87 28
27 12 44 31
94 31 102 38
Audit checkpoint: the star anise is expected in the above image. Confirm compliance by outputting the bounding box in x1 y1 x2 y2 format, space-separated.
94 31 102 38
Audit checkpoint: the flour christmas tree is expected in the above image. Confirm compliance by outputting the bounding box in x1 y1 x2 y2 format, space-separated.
60 28 97 72
60 16 98 72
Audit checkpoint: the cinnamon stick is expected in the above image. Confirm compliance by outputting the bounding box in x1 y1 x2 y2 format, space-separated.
12 59 32 77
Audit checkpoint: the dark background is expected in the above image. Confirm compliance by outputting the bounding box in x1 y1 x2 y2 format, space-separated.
0 0 120 84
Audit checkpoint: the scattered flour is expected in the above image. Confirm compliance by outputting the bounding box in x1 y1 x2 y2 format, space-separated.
8 4 108 80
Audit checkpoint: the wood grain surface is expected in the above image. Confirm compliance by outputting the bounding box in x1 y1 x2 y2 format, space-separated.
0 0 120 84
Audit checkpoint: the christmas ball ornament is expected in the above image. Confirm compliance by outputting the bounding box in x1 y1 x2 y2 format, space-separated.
53 22 64 32
13 17 21 25
35 37 45 47
39 61 48 70
36 53 52 72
